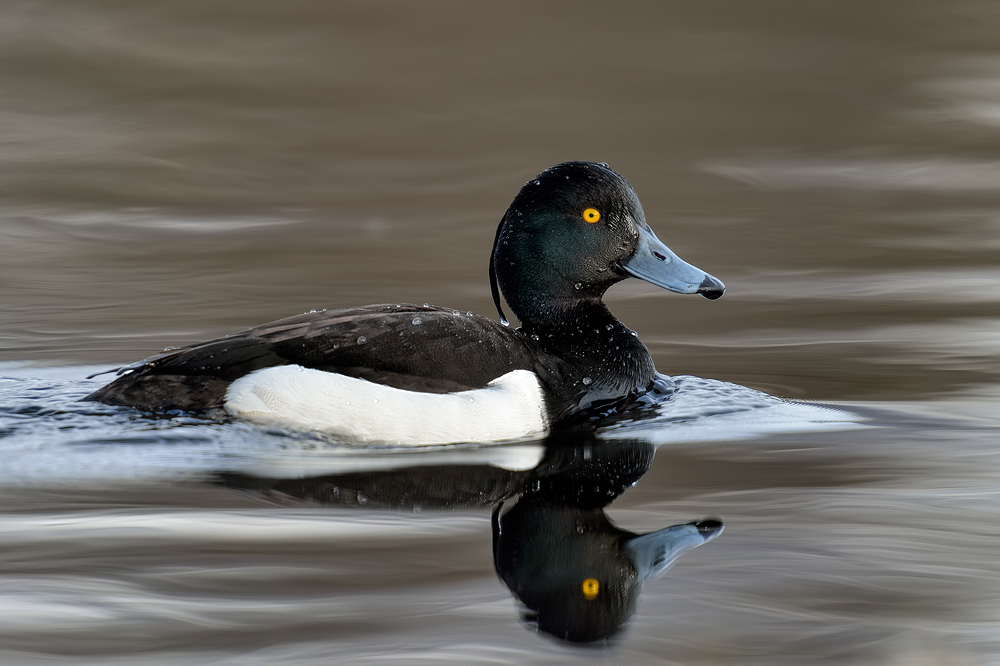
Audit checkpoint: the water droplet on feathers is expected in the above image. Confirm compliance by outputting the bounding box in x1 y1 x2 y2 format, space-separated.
412 317 423 325
582 377 592 385
356 336 368 345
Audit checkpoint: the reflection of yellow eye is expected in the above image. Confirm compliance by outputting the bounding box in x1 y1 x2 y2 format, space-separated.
582 208 601 223
582 578 599 600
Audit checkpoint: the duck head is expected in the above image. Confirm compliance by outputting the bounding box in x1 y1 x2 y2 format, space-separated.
491 161 724 326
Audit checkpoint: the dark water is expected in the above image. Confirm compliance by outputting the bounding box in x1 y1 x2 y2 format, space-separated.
2 3 1000 663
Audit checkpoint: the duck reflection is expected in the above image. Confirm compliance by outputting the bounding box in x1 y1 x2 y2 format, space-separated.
216 431 721 644
492 434 722 643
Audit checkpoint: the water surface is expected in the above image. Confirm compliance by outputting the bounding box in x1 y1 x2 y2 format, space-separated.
2 3 1000 664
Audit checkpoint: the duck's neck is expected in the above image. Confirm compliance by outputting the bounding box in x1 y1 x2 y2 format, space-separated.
517 296 614 334
519 298 658 408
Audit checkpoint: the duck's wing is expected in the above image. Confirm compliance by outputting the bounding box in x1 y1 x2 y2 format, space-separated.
85 304 544 412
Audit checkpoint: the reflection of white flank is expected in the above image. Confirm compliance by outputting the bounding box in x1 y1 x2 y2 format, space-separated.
225 366 548 445
228 443 545 478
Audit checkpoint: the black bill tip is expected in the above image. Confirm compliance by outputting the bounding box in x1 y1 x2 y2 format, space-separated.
689 518 724 538
697 275 726 300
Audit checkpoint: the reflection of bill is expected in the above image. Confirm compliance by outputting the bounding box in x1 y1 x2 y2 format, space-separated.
493 493 721 644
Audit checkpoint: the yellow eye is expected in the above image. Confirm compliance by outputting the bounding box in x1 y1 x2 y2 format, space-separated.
582 208 601 224
582 578 599 600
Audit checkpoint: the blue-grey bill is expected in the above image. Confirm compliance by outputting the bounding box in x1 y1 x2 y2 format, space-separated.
620 224 725 299
624 518 724 580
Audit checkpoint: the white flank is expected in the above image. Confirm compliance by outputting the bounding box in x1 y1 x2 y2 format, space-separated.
224 366 549 445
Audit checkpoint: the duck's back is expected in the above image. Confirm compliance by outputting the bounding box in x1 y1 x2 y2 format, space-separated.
87 304 552 413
